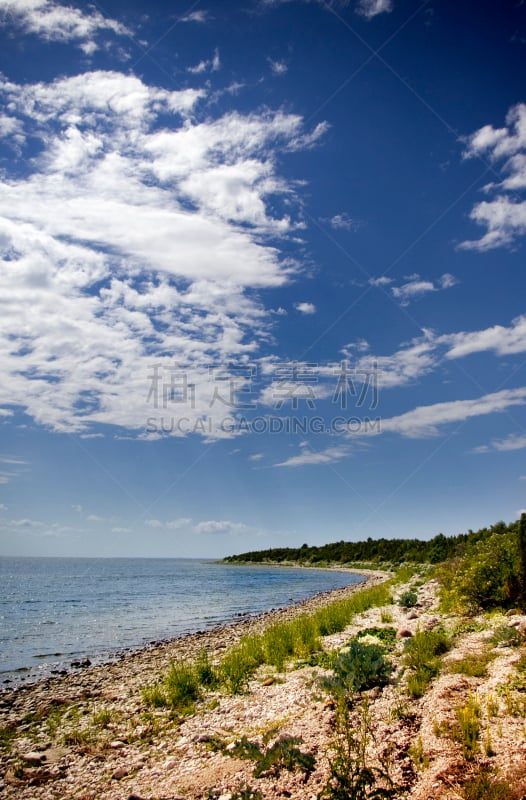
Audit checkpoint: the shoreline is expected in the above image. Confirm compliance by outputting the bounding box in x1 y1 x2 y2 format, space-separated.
1 560 379 692
0 567 389 719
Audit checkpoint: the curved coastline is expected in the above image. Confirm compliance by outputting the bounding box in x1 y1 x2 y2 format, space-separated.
0 567 390 719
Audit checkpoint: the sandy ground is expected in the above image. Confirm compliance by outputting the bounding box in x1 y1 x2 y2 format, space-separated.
2 569 526 800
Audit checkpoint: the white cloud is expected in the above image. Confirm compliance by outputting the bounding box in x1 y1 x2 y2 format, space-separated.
0 504 6 511
0 0 131 52
368 276 393 287
194 520 254 535
145 517 191 529
364 387 526 439
112 526 130 533
87 514 104 522
295 301 316 314
276 445 350 467
475 433 526 453
327 212 359 230
249 453 264 461
391 273 457 305
356 0 393 19
0 70 326 437
188 48 221 74
461 103 526 250
180 10 208 23
268 58 288 75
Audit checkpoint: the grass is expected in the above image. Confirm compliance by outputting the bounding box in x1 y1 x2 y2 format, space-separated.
454 694 482 760
404 628 450 698
448 651 494 678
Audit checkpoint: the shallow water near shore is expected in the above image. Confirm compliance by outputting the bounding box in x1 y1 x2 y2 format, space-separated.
0 556 363 686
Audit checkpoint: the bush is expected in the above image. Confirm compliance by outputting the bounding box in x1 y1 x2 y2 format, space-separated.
320 639 392 697
398 591 418 608
439 532 520 612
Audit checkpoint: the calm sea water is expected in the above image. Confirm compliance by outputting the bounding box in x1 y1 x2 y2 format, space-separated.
0 557 363 686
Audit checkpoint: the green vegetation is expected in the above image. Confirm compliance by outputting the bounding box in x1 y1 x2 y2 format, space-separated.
318 701 399 800
398 590 418 608
439 525 521 612
222 734 315 779
319 639 392 697
404 628 450 698
491 624 523 648
223 520 521 567
454 694 482 760
448 651 494 678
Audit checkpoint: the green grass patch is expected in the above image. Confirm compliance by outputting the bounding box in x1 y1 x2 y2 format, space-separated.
404 628 450 698
448 651 494 678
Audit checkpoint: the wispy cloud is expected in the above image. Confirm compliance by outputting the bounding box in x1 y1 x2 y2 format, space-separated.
0 0 131 53
188 48 221 74
276 445 350 467
356 0 393 20
460 103 526 250
268 58 288 75
391 273 457 305
357 387 526 439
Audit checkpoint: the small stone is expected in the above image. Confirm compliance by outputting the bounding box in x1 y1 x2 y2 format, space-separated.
397 628 413 638
261 677 274 686
109 740 126 749
407 611 418 620
23 751 46 766
112 766 129 780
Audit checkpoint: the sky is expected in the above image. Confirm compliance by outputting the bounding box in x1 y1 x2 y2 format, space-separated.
0 0 525 558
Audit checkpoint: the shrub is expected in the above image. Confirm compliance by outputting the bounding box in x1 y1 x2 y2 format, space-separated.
398 591 418 608
320 639 392 697
439 532 520 612
491 624 522 648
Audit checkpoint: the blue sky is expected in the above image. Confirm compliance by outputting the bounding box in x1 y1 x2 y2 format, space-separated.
0 0 525 558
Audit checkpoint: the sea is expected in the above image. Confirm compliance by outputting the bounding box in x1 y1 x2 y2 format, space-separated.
0 557 363 687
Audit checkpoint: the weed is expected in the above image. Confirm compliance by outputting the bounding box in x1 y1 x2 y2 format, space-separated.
486 693 500 718
380 611 393 624
141 682 167 708
220 640 262 694
0 724 17 753
404 628 449 697
91 708 115 728
484 727 495 757
62 727 93 746
454 694 481 760
318 700 400 800
408 736 429 770
195 650 219 688
225 734 315 778
461 767 515 800
230 785 263 800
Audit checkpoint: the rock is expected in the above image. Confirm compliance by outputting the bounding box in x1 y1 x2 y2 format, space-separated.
23 751 46 766
397 628 413 638
109 739 127 749
225 741 237 751
407 611 418 620
112 766 129 780
261 677 274 686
